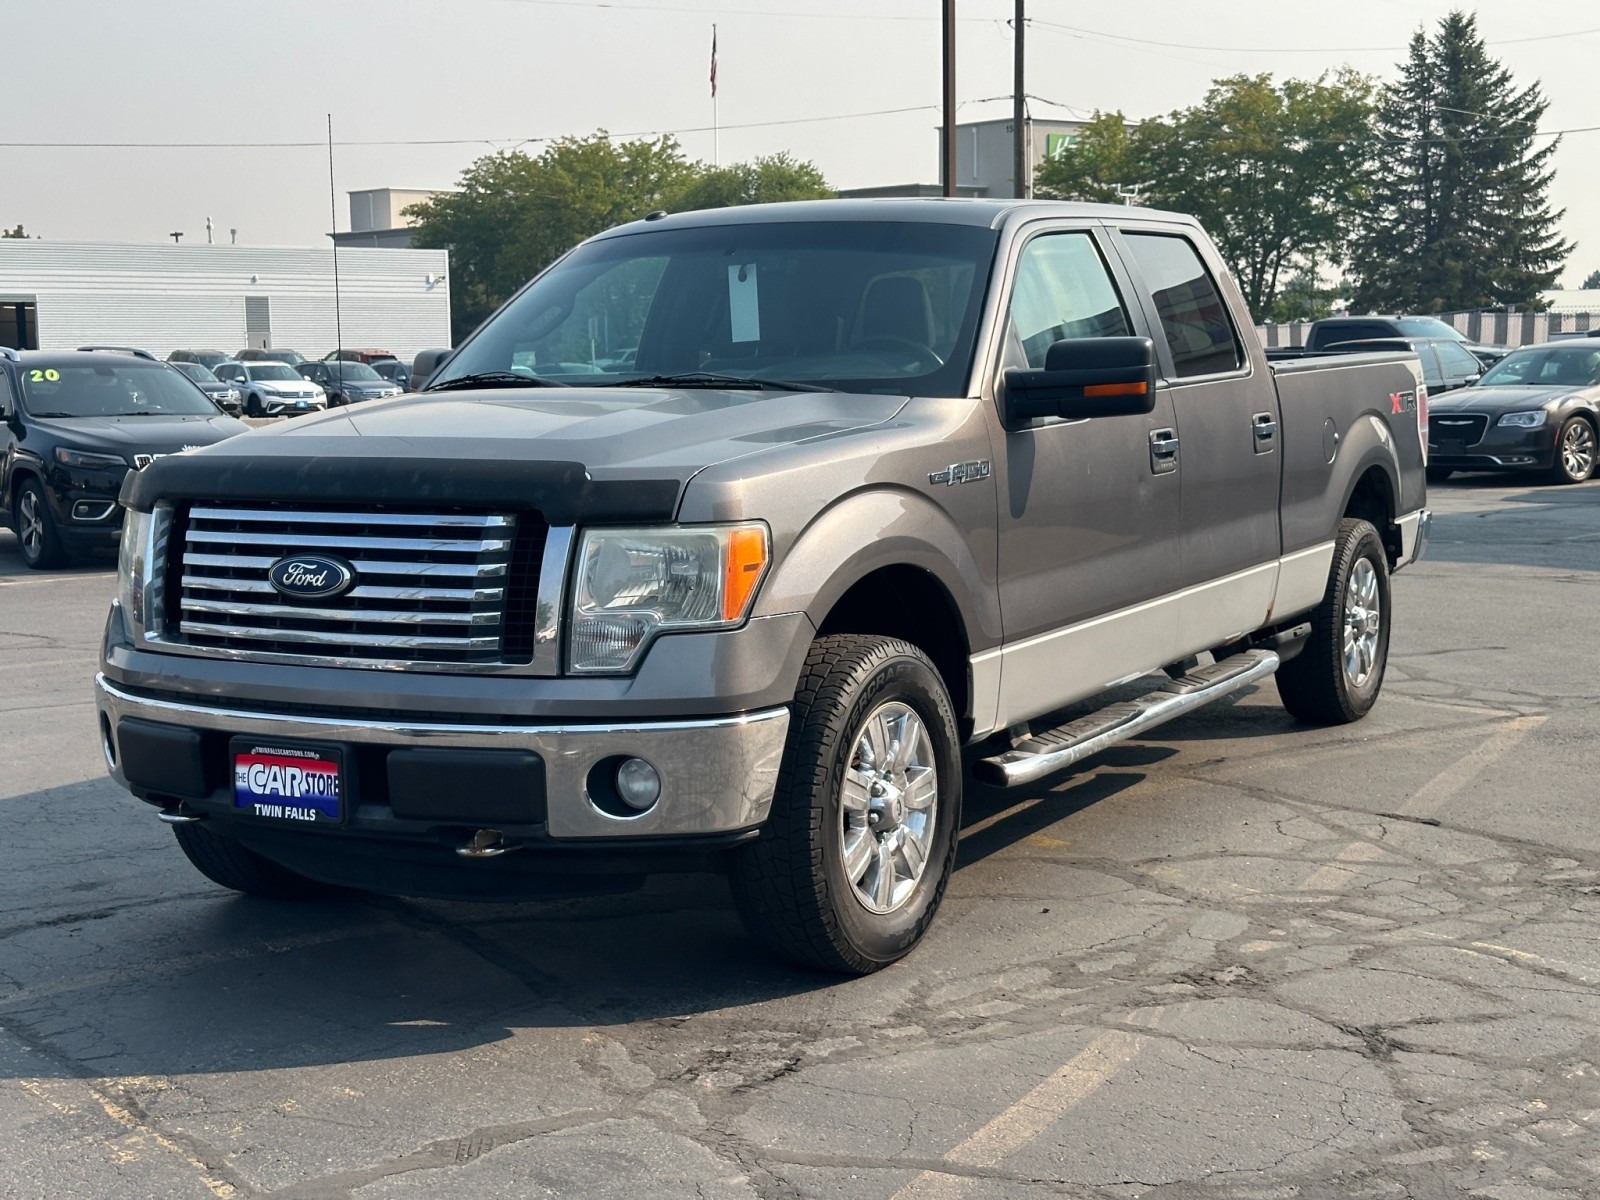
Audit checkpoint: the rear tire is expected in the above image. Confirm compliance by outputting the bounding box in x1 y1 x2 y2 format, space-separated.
1547 416 1596 485
1276 518 1391 725
1425 466 1453 484
730 635 962 974
173 824 341 899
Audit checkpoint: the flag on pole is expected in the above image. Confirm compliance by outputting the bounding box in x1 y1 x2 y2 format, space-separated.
709 25 718 98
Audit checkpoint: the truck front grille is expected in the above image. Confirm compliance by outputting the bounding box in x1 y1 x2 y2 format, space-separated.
172 503 541 665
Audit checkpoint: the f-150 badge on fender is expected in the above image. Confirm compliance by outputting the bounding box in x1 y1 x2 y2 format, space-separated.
929 460 991 486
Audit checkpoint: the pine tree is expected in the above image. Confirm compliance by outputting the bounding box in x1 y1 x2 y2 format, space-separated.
1349 11 1568 312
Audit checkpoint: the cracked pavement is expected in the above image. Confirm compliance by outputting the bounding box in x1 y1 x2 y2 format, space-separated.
3 475 1599 1199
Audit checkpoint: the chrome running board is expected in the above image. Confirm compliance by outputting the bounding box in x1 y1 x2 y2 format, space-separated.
974 649 1280 788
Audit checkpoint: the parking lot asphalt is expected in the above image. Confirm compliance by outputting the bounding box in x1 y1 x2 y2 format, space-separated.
3 474 1600 1199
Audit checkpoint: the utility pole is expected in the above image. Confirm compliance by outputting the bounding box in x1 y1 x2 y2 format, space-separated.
1014 0 1027 199
169 232 183 244
941 0 956 196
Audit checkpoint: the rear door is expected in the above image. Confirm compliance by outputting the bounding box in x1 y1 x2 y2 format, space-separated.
1112 227 1284 656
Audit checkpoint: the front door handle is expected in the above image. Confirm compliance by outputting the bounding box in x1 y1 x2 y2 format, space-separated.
1252 411 1278 453
1149 428 1179 475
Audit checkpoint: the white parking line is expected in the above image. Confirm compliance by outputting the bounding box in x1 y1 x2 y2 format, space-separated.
890 1028 1149 1198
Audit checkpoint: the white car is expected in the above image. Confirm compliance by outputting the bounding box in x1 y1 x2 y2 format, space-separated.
214 361 327 417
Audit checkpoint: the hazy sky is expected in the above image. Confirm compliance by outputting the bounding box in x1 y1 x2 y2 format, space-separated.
5 0 1596 286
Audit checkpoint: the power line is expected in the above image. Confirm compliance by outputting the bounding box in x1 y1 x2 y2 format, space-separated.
1026 17 1600 55
0 96 1034 153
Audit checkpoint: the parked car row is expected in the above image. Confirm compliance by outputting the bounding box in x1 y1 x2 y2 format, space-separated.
164 347 410 415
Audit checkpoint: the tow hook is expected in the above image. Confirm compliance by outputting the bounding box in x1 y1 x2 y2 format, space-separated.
156 805 205 825
456 829 519 859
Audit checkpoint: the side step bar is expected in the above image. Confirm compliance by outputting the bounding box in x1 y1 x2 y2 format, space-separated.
974 649 1280 788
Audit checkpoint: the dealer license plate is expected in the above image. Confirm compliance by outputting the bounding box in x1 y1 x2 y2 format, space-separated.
232 740 344 824
295 399 309 410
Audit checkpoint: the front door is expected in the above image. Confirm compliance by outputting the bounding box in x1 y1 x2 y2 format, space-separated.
1113 227 1283 655
990 225 1184 728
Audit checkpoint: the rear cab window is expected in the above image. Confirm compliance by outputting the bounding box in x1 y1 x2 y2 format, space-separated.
1121 232 1243 379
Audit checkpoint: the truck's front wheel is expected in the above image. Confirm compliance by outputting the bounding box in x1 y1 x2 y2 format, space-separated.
730 635 961 974
173 824 341 899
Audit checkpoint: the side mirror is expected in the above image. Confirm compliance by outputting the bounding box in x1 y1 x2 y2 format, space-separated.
1465 374 1481 386
411 347 453 390
1002 336 1158 425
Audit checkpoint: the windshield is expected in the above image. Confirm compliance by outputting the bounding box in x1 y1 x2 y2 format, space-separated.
1477 345 1600 388
247 364 302 381
431 220 999 397
175 362 219 383
19 362 220 417
1394 317 1467 342
326 362 382 381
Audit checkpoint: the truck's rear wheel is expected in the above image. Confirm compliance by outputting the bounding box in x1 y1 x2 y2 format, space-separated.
173 823 341 899
1276 518 1391 724
730 634 961 974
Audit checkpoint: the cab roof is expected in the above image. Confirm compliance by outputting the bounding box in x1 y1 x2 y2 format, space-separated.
597 197 1199 239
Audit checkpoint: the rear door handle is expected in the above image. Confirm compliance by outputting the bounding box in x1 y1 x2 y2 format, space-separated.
1149 428 1179 475
1252 411 1278 453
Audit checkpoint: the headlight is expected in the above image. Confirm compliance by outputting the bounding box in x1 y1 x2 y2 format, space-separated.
1497 410 1548 428
54 446 127 469
567 524 770 674
117 508 151 628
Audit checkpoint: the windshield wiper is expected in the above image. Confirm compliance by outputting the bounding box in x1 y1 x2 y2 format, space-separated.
27 411 79 418
610 372 834 393
425 371 563 392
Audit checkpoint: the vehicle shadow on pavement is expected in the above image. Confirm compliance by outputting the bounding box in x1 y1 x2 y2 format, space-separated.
0 743 1193 1080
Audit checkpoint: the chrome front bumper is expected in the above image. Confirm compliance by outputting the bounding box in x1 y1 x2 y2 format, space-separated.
95 675 789 839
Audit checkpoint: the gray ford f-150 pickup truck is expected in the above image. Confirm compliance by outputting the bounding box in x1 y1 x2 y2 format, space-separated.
97 200 1430 974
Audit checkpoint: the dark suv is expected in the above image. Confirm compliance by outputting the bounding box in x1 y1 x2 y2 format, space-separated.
0 348 247 568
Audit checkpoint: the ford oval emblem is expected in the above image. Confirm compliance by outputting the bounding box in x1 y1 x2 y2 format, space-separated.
268 554 355 600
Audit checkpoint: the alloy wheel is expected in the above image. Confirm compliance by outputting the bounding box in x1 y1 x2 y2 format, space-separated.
17 489 44 561
1561 419 1596 481
838 700 939 915
1341 557 1382 688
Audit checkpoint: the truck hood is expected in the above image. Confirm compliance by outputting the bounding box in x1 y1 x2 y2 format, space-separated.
244 386 908 477
1431 384 1595 414
123 386 909 521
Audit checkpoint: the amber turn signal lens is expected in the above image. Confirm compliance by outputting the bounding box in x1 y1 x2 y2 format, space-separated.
1083 381 1149 398
722 526 769 622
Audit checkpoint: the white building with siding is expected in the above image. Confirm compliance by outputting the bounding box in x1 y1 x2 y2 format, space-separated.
0 240 450 362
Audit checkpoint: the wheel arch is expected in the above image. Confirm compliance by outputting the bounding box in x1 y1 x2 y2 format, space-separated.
1339 447 1400 567
757 487 998 730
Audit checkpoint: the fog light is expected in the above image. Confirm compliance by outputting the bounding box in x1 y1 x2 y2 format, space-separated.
615 758 661 811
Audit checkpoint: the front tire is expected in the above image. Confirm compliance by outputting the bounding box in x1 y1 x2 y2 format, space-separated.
14 479 67 569
1548 416 1596 485
246 393 264 418
173 823 341 899
730 635 962 974
1276 518 1391 724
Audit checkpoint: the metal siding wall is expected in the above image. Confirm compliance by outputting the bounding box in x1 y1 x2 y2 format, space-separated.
0 241 450 360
